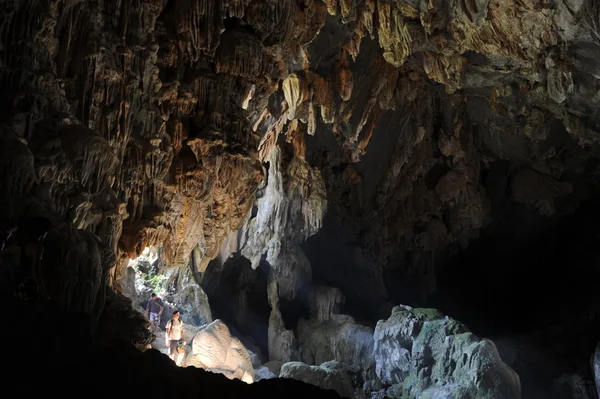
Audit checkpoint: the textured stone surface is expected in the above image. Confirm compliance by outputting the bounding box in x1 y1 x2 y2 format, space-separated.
280 361 362 399
122 248 212 327
374 305 521 399
267 279 300 363
187 319 254 384
297 285 375 382
254 366 278 382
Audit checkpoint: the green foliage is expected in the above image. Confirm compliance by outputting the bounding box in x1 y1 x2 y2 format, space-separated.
139 270 167 294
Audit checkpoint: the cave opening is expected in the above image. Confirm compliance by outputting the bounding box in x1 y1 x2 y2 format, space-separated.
202 253 270 360
121 246 166 307
278 286 311 332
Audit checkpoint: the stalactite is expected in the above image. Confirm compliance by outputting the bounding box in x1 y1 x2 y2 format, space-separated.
227 0 249 19
215 29 274 82
59 124 119 195
172 0 224 61
376 0 412 67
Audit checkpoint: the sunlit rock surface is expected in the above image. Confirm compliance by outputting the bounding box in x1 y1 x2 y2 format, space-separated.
186 319 254 384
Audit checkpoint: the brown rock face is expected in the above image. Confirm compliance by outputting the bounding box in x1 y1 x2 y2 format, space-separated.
1 0 600 354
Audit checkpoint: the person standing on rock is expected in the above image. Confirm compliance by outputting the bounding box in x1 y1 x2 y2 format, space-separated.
145 293 164 334
165 310 185 365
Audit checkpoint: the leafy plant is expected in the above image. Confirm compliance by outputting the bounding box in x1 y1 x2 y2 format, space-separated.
138 271 167 294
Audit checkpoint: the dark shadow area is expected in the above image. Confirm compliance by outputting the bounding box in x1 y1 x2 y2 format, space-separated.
202 253 270 359
302 215 388 324
0 296 342 399
428 196 600 336
279 285 311 331
426 195 600 398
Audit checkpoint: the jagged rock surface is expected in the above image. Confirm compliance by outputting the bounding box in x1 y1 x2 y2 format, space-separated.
121 247 213 327
297 285 376 381
374 305 521 399
280 361 364 399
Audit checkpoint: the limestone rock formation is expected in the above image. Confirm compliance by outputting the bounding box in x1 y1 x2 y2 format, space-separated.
186 319 254 384
267 279 300 363
2 0 599 328
297 285 375 381
254 366 278 382
161 265 213 326
280 361 361 399
239 144 326 300
374 305 521 399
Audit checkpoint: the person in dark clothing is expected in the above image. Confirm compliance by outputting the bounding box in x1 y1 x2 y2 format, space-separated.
145 293 165 334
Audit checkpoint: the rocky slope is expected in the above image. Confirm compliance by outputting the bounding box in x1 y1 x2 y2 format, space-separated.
1 0 600 397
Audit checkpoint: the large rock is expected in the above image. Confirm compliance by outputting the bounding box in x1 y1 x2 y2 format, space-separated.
280 361 362 399
297 286 375 381
186 319 254 384
254 366 278 382
374 305 521 399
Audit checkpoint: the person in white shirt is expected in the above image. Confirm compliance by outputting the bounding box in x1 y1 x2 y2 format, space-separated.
165 310 185 364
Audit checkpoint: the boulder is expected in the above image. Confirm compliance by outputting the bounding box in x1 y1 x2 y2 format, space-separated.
374 305 521 399
297 285 375 382
186 319 254 384
280 361 362 399
298 315 375 380
264 360 284 376
254 366 278 381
